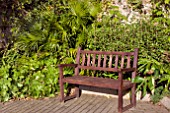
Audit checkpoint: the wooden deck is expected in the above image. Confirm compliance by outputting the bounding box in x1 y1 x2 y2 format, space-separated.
0 94 169 113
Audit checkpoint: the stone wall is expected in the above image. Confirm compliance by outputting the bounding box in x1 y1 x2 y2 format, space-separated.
101 0 152 23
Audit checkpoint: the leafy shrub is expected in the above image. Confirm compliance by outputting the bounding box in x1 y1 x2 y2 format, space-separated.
0 0 101 102
0 47 60 101
87 10 170 99
150 86 164 104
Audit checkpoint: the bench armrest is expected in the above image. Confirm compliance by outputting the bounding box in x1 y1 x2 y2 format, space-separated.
119 68 136 72
58 64 78 68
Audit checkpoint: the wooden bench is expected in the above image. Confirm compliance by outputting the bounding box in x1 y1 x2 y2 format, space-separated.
58 47 138 113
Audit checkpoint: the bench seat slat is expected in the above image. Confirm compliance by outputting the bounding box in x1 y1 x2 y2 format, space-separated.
63 76 133 90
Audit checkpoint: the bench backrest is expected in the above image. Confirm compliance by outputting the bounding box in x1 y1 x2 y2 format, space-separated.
75 47 138 75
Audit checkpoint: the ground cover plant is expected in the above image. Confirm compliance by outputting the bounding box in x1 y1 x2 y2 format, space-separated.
0 0 169 103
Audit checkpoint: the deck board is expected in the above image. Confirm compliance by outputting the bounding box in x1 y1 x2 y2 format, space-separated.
0 94 169 113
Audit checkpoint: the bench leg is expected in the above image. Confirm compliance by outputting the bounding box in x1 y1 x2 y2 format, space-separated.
75 86 80 98
131 84 136 106
60 81 64 102
118 89 123 113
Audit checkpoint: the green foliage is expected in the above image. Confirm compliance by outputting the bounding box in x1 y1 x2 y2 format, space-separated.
135 58 168 96
151 86 170 104
127 0 143 13
150 86 164 104
0 0 101 102
133 76 155 97
14 0 100 53
87 9 170 99
151 0 170 35
0 47 60 101
0 0 52 48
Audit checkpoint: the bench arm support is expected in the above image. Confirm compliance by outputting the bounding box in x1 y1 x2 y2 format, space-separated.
118 67 137 86
58 64 78 78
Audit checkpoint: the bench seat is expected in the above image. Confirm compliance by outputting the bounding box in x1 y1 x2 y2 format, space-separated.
64 76 133 90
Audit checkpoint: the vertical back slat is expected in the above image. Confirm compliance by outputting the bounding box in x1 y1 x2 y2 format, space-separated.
132 48 139 80
98 54 101 67
115 55 119 68
92 54 96 66
75 47 81 76
103 55 107 68
109 55 113 68
133 48 139 68
79 49 138 71
87 53 91 66
127 55 131 68
121 55 125 68
82 53 86 66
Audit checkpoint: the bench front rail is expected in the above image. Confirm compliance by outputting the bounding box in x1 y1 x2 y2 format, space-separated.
59 47 138 113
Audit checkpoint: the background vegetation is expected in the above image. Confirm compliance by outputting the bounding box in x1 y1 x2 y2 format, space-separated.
0 0 169 103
